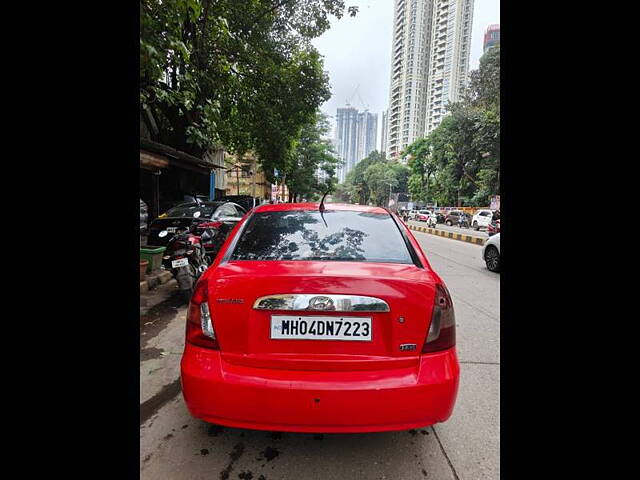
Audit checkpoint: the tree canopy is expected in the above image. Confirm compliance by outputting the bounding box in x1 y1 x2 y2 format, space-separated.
403 45 500 206
284 111 340 202
140 0 357 185
334 151 410 206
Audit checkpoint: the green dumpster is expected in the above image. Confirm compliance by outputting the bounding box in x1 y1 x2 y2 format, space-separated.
140 246 166 273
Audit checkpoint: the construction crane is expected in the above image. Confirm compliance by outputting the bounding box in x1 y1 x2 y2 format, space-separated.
345 84 369 111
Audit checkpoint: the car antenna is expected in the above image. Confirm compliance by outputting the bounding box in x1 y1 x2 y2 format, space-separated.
319 190 329 213
319 190 330 227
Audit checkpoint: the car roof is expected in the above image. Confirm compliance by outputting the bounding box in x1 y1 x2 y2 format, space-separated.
253 202 389 214
171 201 223 207
170 201 246 209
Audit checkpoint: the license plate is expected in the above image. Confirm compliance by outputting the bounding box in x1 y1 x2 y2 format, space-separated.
172 258 189 268
270 315 372 341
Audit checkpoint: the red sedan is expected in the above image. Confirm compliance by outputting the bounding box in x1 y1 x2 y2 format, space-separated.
181 203 459 433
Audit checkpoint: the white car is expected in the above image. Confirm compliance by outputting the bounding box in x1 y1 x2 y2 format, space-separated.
415 210 433 222
482 233 500 272
471 209 497 230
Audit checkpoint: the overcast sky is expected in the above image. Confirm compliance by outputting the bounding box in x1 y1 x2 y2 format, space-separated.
311 0 500 148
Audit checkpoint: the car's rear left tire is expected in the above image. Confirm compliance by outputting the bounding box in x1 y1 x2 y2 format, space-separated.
473 221 479 230
484 246 500 272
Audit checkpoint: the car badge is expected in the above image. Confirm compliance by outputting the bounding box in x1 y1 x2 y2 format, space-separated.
399 344 417 351
308 296 335 311
216 298 244 304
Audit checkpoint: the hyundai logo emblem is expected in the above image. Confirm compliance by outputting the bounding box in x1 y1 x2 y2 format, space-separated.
308 296 335 311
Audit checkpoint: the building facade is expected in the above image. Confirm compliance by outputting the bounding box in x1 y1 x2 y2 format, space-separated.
483 24 500 52
386 0 474 158
381 110 388 154
335 107 378 183
224 152 272 202
140 109 228 221
356 111 378 162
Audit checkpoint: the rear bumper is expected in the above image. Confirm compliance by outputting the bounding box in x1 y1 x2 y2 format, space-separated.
180 346 459 433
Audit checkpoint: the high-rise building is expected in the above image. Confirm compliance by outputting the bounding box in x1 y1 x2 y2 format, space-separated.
335 107 358 183
356 111 377 161
381 110 388 154
483 24 499 52
335 107 378 183
386 0 474 158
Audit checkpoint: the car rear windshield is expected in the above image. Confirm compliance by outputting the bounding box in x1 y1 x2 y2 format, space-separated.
229 210 413 264
164 204 217 218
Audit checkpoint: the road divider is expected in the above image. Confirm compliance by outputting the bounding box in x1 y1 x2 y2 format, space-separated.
407 224 486 246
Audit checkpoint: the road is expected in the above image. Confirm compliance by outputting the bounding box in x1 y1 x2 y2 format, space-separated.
140 231 500 480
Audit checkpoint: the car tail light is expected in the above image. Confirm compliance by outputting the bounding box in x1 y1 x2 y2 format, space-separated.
186 279 219 349
422 284 456 353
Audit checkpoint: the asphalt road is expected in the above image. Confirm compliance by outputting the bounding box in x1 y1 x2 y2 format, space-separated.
140 232 499 480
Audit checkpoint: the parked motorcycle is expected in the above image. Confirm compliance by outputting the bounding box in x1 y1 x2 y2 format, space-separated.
160 221 212 302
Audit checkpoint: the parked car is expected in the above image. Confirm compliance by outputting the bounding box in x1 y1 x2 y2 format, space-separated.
471 209 497 231
416 210 433 222
444 210 465 226
482 233 500 272
147 201 247 260
218 195 261 212
181 202 459 433
408 209 420 220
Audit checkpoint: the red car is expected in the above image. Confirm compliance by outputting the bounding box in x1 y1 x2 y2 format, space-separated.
181 203 459 433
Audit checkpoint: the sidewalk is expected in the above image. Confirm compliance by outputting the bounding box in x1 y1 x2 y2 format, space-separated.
140 268 173 293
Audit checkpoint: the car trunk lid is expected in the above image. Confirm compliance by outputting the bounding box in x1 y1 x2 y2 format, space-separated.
207 261 438 371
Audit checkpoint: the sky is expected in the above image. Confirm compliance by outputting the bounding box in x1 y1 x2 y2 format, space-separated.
311 0 500 148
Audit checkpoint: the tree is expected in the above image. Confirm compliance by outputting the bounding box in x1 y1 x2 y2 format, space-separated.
363 162 398 207
285 111 339 202
341 150 386 203
404 137 438 203
389 162 411 197
402 45 500 206
140 0 358 182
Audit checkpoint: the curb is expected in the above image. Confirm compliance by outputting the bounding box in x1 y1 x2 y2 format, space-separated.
408 224 486 246
140 270 173 293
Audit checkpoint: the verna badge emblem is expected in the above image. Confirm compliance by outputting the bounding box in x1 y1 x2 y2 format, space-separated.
308 296 335 311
